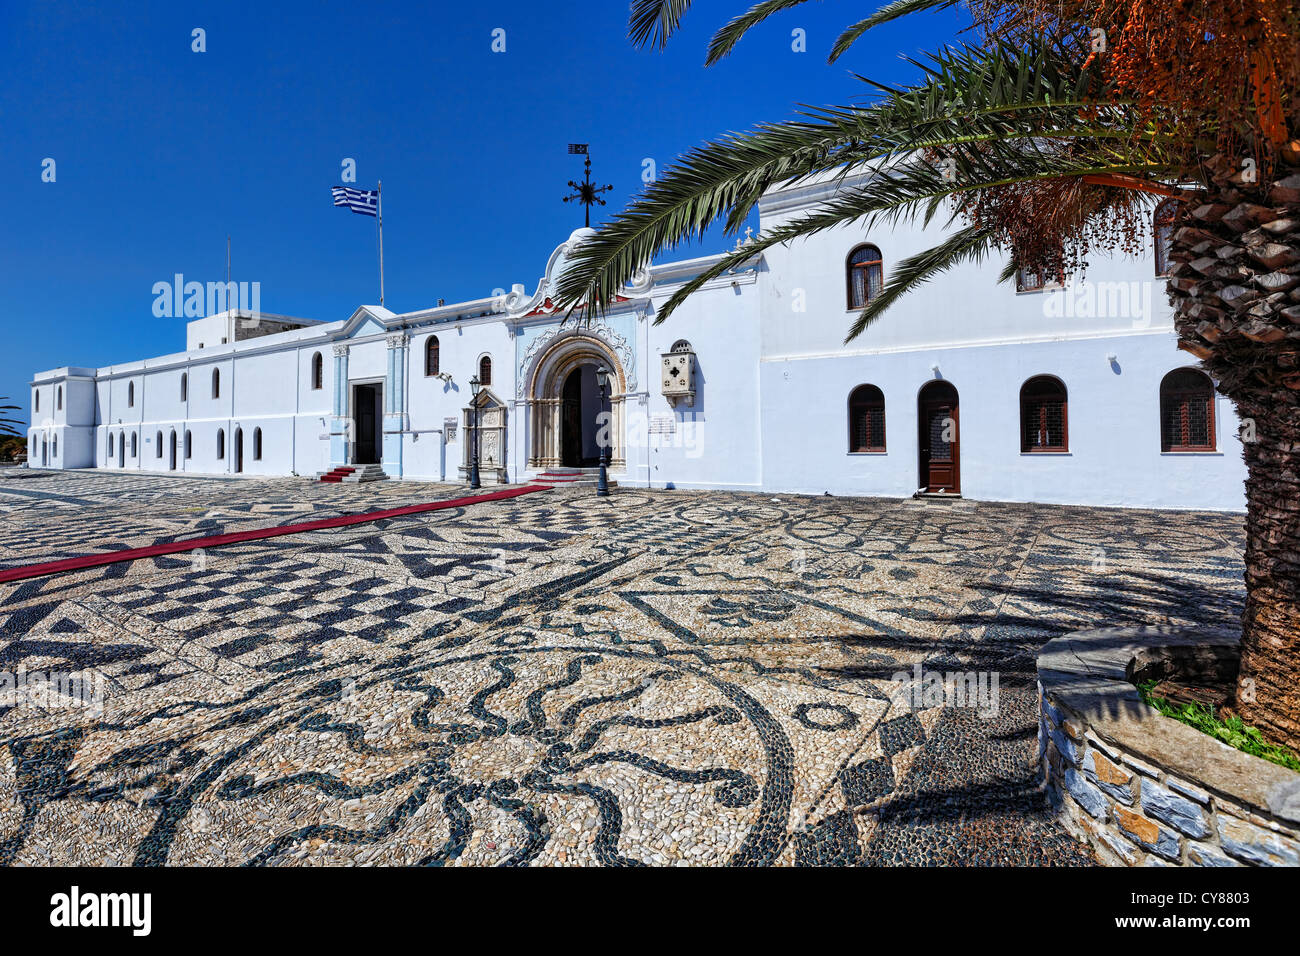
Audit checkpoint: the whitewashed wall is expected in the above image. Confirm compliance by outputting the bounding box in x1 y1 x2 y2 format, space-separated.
626 271 765 490
27 369 97 469
28 172 1249 512
756 332 1244 509
748 172 1247 511
402 318 512 481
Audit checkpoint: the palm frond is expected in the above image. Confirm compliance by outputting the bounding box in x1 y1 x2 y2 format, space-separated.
705 0 821 65
829 0 960 64
640 148 1168 328
550 109 880 315
554 37 1171 319
0 399 23 438
628 0 696 50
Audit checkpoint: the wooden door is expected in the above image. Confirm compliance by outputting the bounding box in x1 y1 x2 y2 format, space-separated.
918 382 960 494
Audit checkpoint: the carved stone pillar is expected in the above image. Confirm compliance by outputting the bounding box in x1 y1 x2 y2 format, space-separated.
383 333 408 475
609 394 626 471
529 398 563 469
330 344 350 466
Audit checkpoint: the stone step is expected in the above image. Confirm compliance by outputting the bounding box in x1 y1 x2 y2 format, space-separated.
531 468 616 489
532 479 617 489
319 464 388 484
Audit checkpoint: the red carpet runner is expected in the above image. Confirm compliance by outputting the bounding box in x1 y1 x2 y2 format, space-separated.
0 484 549 585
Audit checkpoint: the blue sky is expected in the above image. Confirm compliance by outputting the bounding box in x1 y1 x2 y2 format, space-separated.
0 0 964 420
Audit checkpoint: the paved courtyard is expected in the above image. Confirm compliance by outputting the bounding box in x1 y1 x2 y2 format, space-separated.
0 472 1245 865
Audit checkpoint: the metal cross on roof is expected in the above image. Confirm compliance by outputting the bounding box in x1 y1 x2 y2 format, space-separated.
563 144 613 229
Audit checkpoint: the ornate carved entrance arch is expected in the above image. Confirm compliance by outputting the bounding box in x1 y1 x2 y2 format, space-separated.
525 331 628 472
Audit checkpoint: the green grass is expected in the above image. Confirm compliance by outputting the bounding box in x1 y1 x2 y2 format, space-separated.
1138 681 1300 772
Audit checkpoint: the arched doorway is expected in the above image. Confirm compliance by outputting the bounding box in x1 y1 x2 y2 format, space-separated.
234 427 244 473
169 430 177 470
118 431 125 467
526 332 627 472
918 380 960 494
560 365 603 467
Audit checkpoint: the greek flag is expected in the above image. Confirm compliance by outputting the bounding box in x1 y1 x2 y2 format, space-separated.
331 185 378 217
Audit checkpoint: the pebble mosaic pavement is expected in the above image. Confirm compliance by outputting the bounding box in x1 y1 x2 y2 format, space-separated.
0 471 1246 866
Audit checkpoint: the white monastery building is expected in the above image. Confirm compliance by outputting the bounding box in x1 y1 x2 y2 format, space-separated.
29 170 1247 511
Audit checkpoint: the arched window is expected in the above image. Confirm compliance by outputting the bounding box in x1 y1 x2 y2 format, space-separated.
848 385 886 452
1020 376 1068 452
847 244 883 310
1154 198 1180 277
56 386 62 411
217 429 225 459
425 336 440 376
311 352 324 390
130 433 137 457
33 391 39 413
212 368 220 399
180 373 188 402
108 433 114 457
478 355 492 387
1160 368 1216 452
156 430 163 458
184 430 192 459
128 382 135 407
253 427 262 460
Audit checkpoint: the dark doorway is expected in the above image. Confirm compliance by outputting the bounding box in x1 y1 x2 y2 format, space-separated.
169 431 177 470
234 428 244 473
918 381 960 494
352 383 382 464
561 368 583 467
560 366 601 467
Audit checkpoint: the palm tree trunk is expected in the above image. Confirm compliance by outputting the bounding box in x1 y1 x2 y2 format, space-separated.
1168 157 1300 750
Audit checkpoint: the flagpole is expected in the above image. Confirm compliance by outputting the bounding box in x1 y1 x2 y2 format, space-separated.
377 180 385 307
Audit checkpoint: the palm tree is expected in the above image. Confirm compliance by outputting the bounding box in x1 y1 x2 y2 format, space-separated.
0 397 21 438
555 0 1300 747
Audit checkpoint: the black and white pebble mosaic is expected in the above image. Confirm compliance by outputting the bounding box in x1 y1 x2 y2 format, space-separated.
0 473 1244 865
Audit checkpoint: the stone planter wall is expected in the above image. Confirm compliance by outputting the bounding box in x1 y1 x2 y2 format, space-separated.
1038 626 1300 866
